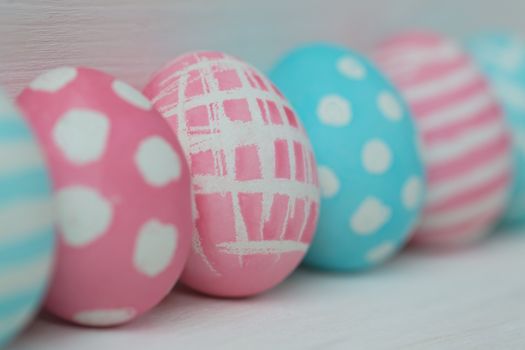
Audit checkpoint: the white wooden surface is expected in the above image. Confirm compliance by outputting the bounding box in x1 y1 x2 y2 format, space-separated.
7 230 525 350
2 1 525 349
1 0 525 97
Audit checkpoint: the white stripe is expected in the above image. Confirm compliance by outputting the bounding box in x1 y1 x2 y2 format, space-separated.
426 121 507 164
158 86 294 119
188 121 310 155
421 187 507 230
417 222 491 243
376 42 461 72
0 305 34 337
174 56 221 275
418 92 495 133
153 56 290 108
451 225 491 243
404 65 479 102
0 198 55 244
166 56 219 275
153 57 235 101
0 140 46 176
0 253 53 298
193 176 319 202
427 154 510 205
216 240 308 255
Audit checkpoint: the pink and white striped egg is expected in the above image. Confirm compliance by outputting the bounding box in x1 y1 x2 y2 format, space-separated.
144 52 320 297
374 32 512 246
17 67 192 326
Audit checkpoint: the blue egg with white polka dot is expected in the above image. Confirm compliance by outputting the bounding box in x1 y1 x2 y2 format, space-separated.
467 34 525 227
0 89 55 348
270 44 426 270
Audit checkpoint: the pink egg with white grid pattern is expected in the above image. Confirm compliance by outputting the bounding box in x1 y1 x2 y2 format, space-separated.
17 67 192 326
374 32 512 246
144 52 320 297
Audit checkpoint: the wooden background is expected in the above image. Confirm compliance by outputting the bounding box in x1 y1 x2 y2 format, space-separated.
1 0 525 96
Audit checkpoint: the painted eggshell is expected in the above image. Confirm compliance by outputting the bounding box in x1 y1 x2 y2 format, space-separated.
144 51 320 297
375 32 512 246
467 33 525 227
0 89 55 347
17 67 192 326
270 44 425 270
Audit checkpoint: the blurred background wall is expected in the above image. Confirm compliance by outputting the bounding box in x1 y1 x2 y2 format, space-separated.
0 0 523 96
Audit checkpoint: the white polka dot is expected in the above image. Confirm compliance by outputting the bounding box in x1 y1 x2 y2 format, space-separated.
336 56 366 80
362 139 392 174
53 109 110 165
366 242 396 264
317 165 340 198
73 308 136 326
134 136 181 187
56 186 113 247
317 95 352 127
134 220 177 277
402 176 424 210
112 80 152 110
29 67 77 92
378 91 403 121
350 197 391 235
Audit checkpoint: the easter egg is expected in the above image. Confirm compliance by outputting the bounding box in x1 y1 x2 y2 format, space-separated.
467 33 525 227
375 32 512 246
144 51 320 297
17 67 192 326
0 89 54 346
270 44 425 270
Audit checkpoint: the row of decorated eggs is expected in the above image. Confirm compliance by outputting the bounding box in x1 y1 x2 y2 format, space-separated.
1 31 524 347
0 55 319 346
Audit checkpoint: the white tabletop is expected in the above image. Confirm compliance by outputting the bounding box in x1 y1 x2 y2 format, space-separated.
8 229 525 350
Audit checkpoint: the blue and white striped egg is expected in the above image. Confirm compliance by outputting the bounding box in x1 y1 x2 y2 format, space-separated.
0 89 54 347
270 44 425 270
467 34 525 227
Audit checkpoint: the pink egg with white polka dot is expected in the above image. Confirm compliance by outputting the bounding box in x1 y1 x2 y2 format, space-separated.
17 67 192 326
144 52 320 297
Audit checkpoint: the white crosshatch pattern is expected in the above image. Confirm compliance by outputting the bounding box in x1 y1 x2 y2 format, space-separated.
149 53 320 276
